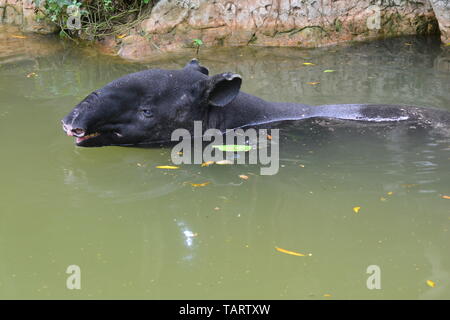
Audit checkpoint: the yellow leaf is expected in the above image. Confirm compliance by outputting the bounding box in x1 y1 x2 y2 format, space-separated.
303 62 315 66
323 294 332 297
156 165 179 169
380 197 387 202
191 182 210 187
307 82 320 85
201 161 214 167
426 280 436 288
12 35 27 39
387 192 394 196
239 175 249 180
117 34 127 39
275 246 306 257
442 195 450 200
353 206 361 213
404 42 412 46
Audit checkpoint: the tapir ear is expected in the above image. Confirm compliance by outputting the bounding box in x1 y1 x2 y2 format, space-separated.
206 72 242 107
185 58 209 75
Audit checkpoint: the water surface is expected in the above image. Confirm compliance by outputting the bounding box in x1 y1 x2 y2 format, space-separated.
0 34 449 299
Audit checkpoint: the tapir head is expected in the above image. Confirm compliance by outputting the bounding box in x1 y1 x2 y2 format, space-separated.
61 59 242 147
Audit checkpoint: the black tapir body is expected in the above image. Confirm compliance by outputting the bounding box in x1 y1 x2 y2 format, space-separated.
62 59 450 147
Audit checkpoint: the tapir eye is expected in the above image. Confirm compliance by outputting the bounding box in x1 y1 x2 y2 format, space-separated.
142 109 153 118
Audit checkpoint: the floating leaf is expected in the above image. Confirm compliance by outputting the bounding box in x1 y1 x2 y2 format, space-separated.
353 206 361 213
387 192 394 196
201 161 215 167
213 145 252 152
117 34 127 39
323 294 332 297
380 197 387 202
307 82 320 85
215 159 233 165
239 175 249 180
191 182 210 187
442 195 450 200
426 280 436 288
323 69 336 73
156 165 179 169
11 35 27 39
404 42 412 46
303 62 315 66
26 72 38 78
275 246 306 257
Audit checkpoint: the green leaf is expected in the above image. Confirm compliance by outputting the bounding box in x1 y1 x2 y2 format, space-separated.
212 145 252 152
193 39 203 46
323 69 336 73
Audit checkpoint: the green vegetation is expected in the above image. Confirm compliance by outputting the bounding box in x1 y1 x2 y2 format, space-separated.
34 0 153 39
192 38 203 56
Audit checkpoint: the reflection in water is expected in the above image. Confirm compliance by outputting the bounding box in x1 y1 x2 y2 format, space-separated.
0 34 449 299
0 26 64 65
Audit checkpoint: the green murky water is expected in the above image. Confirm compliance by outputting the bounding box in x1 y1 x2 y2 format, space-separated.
0 33 449 299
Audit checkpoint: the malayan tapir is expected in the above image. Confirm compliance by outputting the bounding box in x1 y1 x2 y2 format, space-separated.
62 59 450 147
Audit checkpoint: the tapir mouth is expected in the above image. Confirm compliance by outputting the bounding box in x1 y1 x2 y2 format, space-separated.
74 132 101 144
62 121 126 146
62 122 103 145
